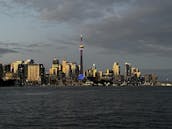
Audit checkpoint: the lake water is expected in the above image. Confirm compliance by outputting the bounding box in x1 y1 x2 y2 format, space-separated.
0 86 172 129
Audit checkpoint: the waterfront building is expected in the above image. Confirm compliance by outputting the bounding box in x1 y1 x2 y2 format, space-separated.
49 58 60 85
11 60 23 74
0 64 3 78
27 64 45 84
4 72 14 80
85 64 97 78
4 64 11 73
105 69 113 76
49 58 60 76
112 62 120 76
17 64 26 85
65 64 71 78
131 67 141 78
125 62 132 80
144 74 158 85
62 59 67 74
69 62 79 79
61 59 73 78
92 64 97 77
97 71 103 80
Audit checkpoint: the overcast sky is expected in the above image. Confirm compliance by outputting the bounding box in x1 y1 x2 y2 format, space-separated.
0 0 172 71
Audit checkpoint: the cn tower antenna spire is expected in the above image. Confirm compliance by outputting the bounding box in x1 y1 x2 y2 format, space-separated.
80 34 83 43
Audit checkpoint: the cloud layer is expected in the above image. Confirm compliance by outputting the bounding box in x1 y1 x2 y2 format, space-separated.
0 0 172 70
7 0 172 57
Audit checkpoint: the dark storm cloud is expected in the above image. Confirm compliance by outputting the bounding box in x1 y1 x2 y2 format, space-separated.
8 0 172 57
83 0 172 56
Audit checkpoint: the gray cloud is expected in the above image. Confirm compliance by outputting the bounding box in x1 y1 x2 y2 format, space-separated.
9 0 172 57
82 0 172 56
11 0 126 23
0 0 171 68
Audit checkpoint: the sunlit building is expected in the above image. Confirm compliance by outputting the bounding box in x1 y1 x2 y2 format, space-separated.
27 64 45 84
24 59 34 64
92 64 97 77
61 59 78 78
62 59 67 74
11 60 23 74
131 67 141 78
49 58 60 76
4 72 14 80
112 62 120 76
85 64 97 78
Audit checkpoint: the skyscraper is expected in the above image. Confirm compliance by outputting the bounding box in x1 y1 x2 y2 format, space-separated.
27 64 44 84
125 62 132 79
62 59 67 74
11 60 23 74
49 58 60 76
131 67 141 78
112 62 120 76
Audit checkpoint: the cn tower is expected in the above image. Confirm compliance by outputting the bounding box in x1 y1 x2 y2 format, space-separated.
79 34 84 74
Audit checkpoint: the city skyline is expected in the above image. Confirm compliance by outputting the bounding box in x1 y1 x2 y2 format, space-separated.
0 57 160 86
0 0 172 72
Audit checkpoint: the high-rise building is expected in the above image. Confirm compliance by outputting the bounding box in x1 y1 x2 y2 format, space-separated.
92 66 97 78
69 62 79 78
49 58 60 76
97 71 103 79
112 62 120 76
125 62 132 79
65 64 71 78
61 59 75 78
27 64 44 84
18 64 27 84
11 60 23 74
131 67 141 78
62 59 67 74
85 64 97 78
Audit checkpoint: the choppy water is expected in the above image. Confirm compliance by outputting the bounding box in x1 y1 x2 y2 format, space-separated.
0 86 172 129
